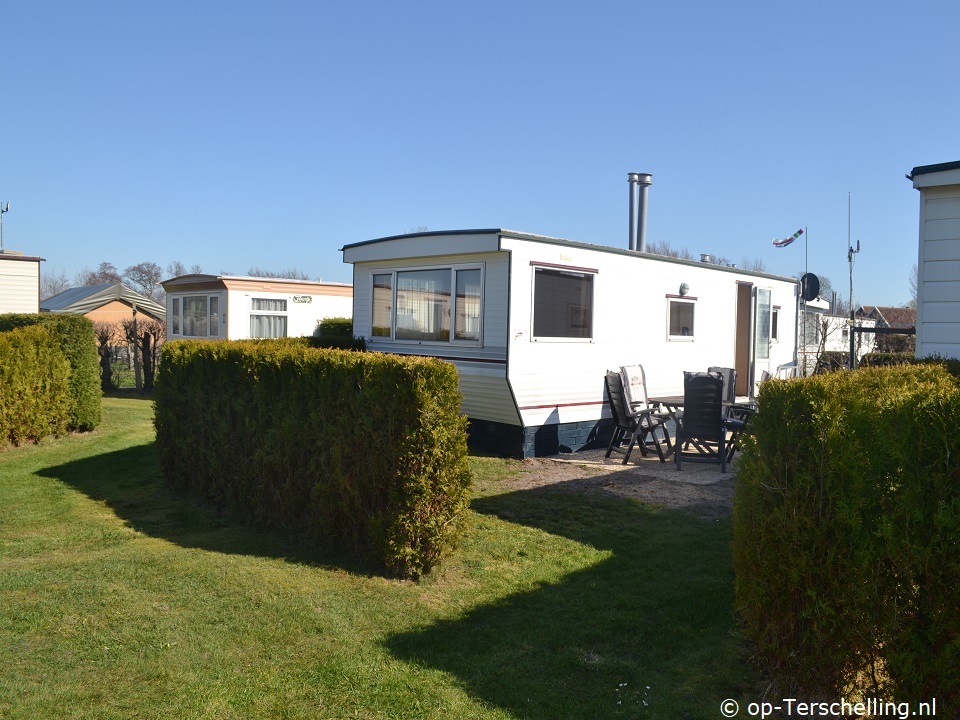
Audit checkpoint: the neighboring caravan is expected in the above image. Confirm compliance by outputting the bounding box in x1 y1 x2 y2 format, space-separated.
909 160 960 360
0 249 43 314
162 274 352 340
343 229 799 457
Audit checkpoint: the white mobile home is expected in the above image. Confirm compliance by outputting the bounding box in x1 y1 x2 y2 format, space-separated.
0 250 43 314
343 229 799 457
162 274 352 340
910 160 960 360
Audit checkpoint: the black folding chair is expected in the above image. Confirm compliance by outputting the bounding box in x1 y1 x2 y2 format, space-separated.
675 371 745 472
604 371 671 464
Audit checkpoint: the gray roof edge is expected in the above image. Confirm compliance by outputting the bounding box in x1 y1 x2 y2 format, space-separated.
340 228 503 252
340 228 800 283
342 228 799 284
908 160 960 179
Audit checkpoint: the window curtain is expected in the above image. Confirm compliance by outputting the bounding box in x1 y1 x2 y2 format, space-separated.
250 315 287 338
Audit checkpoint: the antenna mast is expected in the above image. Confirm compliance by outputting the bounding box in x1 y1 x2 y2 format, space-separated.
0 202 10 252
847 192 860 321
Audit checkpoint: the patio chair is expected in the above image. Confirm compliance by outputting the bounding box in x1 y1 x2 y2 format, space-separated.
776 361 799 379
675 371 745 472
707 366 737 416
604 371 671 464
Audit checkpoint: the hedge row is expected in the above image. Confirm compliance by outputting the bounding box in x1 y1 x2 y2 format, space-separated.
309 316 366 351
153 340 471 578
733 364 960 703
0 314 101 432
0 324 72 446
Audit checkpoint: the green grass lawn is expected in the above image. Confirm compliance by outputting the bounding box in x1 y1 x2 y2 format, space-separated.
0 396 764 719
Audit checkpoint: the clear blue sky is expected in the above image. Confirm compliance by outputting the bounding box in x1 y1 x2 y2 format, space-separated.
3 1 958 306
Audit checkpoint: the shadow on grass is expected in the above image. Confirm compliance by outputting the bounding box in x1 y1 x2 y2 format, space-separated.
387 484 760 719
36 441 378 575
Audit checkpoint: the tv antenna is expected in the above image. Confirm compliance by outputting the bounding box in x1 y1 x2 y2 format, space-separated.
847 193 860 321
0 201 9 252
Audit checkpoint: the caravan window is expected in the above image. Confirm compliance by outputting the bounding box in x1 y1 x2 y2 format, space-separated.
372 274 393 337
532 267 594 339
756 289 771 359
250 298 288 338
667 298 695 340
178 295 221 337
370 264 483 344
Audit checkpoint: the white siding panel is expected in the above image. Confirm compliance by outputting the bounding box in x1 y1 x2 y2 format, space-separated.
924 196 960 220
918 342 960 359
922 238 960 261
351 266 372 337
922 260 960 282
457 366 520 425
921 280 960 302
920 302 960 323
924 218 960 242
0 260 40 313
920 324 960 344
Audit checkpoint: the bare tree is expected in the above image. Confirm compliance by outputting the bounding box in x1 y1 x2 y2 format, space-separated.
92 321 123 391
739 256 767 272
164 261 204 278
908 263 918 309
121 316 166 392
248 266 316 280
124 262 164 303
41 269 71 300
76 262 122 286
645 241 694 260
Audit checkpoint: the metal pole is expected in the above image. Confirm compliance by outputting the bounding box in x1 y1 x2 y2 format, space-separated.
132 303 142 392
627 174 638 251
636 173 652 252
0 202 9 252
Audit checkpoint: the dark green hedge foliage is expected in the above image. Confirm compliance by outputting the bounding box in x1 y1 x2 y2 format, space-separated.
860 351 916 367
0 324 72 446
153 340 471 578
733 365 960 704
0 313 102 431
316 316 354 338
309 317 365 351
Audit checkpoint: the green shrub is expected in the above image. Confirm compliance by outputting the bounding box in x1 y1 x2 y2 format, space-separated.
0 313 101 431
315 316 354 338
734 365 960 703
860 351 914 367
154 340 470 578
0 324 71 446
310 317 365 351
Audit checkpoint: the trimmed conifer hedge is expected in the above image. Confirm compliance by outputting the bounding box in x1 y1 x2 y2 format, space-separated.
153 340 471 578
733 365 960 703
0 313 101 432
0 324 72 446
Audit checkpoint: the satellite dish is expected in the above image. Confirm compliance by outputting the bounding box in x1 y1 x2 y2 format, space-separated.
800 272 820 302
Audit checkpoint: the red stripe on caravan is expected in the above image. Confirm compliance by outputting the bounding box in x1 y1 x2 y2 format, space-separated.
517 400 606 410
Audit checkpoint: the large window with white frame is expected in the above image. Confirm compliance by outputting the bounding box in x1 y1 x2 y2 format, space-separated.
370 264 483 343
532 266 595 339
176 294 220 337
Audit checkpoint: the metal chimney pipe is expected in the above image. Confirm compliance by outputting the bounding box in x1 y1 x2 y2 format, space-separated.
627 173 639 250
636 173 652 252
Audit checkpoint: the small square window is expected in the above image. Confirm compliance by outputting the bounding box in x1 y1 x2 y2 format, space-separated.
668 299 695 339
